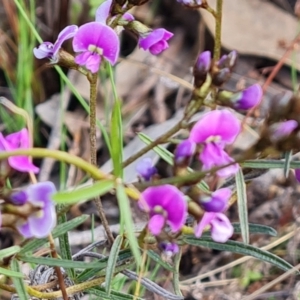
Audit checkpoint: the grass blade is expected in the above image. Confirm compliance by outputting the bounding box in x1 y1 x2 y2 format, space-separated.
116 183 141 265
235 168 249 244
111 100 123 178
52 180 115 204
10 259 28 299
0 246 21 260
184 236 295 272
105 235 123 295
0 266 24 278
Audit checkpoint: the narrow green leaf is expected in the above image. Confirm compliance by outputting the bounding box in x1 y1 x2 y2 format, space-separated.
20 215 89 254
88 287 144 300
232 223 277 236
111 100 123 178
235 169 249 244
147 250 175 272
242 160 300 169
57 210 75 279
184 236 295 272
0 266 24 278
116 183 141 265
137 133 209 192
105 235 123 295
10 259 28 300
18 255 107 269
0 246 21 260
52 180 114 204
284 151 292 178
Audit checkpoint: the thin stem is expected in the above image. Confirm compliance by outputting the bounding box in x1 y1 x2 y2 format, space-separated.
48 234 68 300
88 72 114 245
0 148 109 180
213 0 223 60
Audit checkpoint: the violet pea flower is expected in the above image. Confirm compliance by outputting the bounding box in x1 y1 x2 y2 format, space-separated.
33 25 78 62
269 120 298 143
231 84 262 110
13 182 57 238
0 128 39 173
136 158 157 181
189 110 240 177
139 185 187 235
73 22 120 73
295 169 300 183
195 212 233 243
200 188 231 213
160 242 179 257
174 139 196 165
139 28 173 55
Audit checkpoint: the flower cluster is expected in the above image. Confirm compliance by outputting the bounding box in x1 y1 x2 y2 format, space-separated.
0 128 56 238
33 0 173 73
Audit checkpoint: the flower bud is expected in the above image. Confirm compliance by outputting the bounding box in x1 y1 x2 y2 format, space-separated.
218 50 237 70
193 51 211 88
212 67 231 86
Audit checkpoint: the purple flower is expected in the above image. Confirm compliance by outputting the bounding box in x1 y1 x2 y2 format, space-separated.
295 169 300 183
0 128 39 173
174 139 196 165
231 84 262 110
200 188 231 212
160 242 179 256
139 185 187 235
96 0 134 24
136 158 157 181
33 25 78 62
139 29 173 55
15 182 56 238
269 120 298 142
195 212 233 243
73 22 119 73
189 110 241 177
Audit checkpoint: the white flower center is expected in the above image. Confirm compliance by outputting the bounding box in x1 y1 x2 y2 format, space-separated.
88 45 103 55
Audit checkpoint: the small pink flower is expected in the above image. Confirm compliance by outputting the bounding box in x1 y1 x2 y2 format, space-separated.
189 110 241 177
195 212 233 243
139 29 173 55
0 128 39 173
139 185 187 235
73 22 120 73
231 84 262 110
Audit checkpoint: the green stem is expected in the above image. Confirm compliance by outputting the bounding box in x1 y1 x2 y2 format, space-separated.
213 0 223 60
88 73 114 245
0 148 108 180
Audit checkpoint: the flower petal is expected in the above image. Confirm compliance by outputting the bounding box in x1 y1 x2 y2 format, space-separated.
194 212 216 238
26 181 56 207
201 188 231 212
52 25 78 57
139 28 173 54
148 214 165 235
17 222 33 238
233 84 262 110
210 213 233 243
136 157 157 181
33 42 54 59
95 0 112 23
27 203 56 238
189 110 241 144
